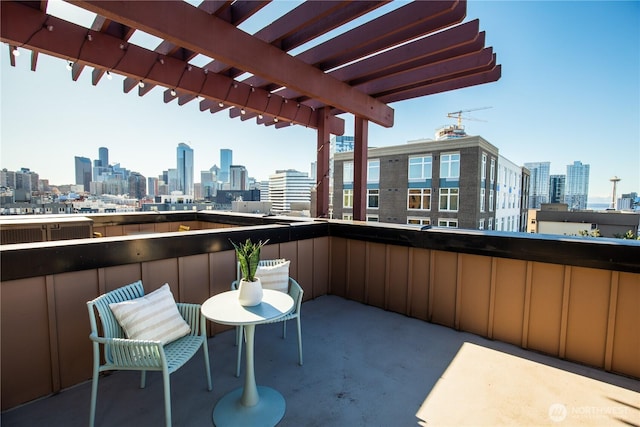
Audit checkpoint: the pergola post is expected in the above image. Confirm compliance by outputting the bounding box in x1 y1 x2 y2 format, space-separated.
315 107 331 218
353 117 369 221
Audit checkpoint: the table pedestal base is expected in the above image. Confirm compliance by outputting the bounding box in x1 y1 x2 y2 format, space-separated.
213 386 285 427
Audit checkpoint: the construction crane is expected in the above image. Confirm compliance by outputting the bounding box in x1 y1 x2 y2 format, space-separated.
447 107 492 128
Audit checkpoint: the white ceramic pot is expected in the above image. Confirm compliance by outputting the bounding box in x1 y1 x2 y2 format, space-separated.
238 278 263 306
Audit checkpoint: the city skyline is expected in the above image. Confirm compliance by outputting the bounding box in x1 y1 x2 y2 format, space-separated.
1 1 638 201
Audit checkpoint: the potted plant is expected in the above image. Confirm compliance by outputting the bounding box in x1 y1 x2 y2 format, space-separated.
231 238 268 306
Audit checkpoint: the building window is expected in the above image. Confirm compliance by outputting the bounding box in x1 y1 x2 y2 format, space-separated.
343 189 353 208
480 188 486 212
343 162 353 184
408 155 432 180
482 153 487 180
490 158 495 183
440 153 460 179
368 159 380 183
367 189 379 208
342 213 353 220
366 214 379 222
439 187 459 211
438 218 458 228
407 217 431 226
488 217 493 230
408 188 431 210
479 219 485 230
489 189 494 212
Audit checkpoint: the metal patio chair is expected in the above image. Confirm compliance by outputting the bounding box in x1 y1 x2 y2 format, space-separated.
232 259 304 377
87 280 212 427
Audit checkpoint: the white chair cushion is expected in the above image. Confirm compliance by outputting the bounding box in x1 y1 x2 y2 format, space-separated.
109 283 191 345
256 260 290 293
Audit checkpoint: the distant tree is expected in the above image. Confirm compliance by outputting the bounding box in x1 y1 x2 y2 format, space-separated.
578 229 601 237
612 229 639 240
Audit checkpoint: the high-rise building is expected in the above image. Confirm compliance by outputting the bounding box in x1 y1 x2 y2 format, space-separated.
268 170 314 213
177 143 194 195
230 165 248 190
496 155 524 232
524 161 550 209
549 175 566 204
565 160 589 210
75 156 92 191
333 136 506 229
98 147 109 168
128 172 146 199
220 149 232 183
200 170 216 200
147 177 159 197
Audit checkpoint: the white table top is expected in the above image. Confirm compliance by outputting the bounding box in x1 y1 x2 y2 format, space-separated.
201 289 294 326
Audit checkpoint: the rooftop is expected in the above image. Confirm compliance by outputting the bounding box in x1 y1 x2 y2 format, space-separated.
3 295 638 426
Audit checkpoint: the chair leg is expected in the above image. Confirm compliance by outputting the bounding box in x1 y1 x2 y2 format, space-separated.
140 370 146 388
162 368 171 427
235 325 241 346
89 366 99 427
296 316 303 366
202 338 212 391
282 320 287 339
235 326 243 377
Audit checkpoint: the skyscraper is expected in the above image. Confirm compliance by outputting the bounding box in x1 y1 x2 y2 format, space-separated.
220 149 232 183
177 143 194 195
75 156 92 191
565 161 590 210
549 175 566 204
98 147 109 168
230 165 248 190
524 161 550 209
268 169 314 213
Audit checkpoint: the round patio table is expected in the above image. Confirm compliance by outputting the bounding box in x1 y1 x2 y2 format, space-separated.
201 289 294 427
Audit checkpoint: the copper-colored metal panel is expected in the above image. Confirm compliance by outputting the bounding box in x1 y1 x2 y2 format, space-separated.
179 254 210 304
141 258 179 293
261 243 280 261
103 263 141 292
312 237 330 298
1 277 52 410
565 267 611 369
330 237 348 297
409 248 430 321
527 262 564 356
296 239 314 301
459 254 491 336
387 245 409 315
611 272 640 377
208 250 236 335
154 222 172 233
366 242 386 309
53 270 98 388
431 250 457 328
347 239 367 302
280 241 298 278
492 258 527 346
105 225 124 237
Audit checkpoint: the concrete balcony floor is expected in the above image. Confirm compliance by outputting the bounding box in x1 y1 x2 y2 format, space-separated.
2 296 639 427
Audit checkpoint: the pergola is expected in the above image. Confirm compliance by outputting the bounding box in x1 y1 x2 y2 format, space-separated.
1 0 501 219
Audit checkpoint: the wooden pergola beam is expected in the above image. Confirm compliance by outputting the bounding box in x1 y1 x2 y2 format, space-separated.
74 0 394 128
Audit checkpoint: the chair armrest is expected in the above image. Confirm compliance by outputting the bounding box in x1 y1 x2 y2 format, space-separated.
89 333 166 368
176 303 205 336
231 280 239 290
288 278 304 314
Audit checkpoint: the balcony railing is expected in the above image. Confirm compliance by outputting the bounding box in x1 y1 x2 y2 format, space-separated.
1 211 639 412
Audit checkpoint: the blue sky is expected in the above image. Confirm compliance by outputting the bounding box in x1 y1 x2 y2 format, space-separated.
1 1 638 201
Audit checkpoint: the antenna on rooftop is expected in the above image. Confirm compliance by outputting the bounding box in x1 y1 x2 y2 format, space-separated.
610 176 621 210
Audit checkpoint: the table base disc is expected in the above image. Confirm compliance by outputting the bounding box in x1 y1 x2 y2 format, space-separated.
213 386 286 427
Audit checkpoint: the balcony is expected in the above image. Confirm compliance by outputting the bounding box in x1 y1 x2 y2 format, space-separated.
1 211 639 425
